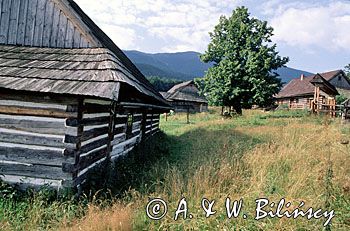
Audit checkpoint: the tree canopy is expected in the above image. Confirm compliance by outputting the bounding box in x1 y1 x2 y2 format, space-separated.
199 6 289 114
146 76 181 92
345 64 350 78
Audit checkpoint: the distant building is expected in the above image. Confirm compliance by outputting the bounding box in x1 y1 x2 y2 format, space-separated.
275 70 350 109
161 80 208 112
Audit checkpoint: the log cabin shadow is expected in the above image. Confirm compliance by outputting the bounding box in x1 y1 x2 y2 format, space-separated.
82 126 262 198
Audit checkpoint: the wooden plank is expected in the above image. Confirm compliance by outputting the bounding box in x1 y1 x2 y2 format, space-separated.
16 0 28 45
79 36 88 47
0 99 68 110
83 103 110 113
69 156 107 187
33 0 46 46
65 126 109 143
0 114 66 135
52 0 100 47
8 0 21 44
0 144 73 166
133 122 141 130
0 0 11 44
0 128 65 148
42 0 54 47
63 146 107 173
84 99 111 105
66 116 109 127
83 113 110 119
50 3 60 46
0 162 70 180
0 105 77 118
80 136 109 154
1 175 63 189
0 92 79 105
24 0 38 46
56 10 67 47
64 19 74 48
73 27 81 47
111 133 126 146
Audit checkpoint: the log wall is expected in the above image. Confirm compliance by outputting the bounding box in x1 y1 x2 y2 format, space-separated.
0 93 162 189
0 93 78 189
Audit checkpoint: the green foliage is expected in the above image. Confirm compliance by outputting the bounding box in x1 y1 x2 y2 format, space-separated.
199 7 289 113
336 93 348 104
345 64 350 78
146 76 181 92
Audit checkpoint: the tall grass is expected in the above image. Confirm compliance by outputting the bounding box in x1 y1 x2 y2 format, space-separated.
0 108 349 230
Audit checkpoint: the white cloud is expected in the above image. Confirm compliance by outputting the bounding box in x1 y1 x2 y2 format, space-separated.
74 0 241 51
270 1 350 52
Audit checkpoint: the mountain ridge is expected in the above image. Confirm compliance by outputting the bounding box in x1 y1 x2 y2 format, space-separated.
124 50 314 84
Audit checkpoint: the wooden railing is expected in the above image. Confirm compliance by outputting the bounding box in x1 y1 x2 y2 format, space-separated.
312 102 350 119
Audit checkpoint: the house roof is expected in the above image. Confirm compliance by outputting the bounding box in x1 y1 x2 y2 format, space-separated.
275 70 342 98
0 0 168 106
168 80 194 94
163 80 208 103
0 45 167 104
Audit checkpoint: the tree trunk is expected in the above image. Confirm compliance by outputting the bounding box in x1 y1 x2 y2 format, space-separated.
232 102 242 115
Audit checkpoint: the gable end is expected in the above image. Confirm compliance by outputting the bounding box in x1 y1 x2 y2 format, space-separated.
0 0 101 48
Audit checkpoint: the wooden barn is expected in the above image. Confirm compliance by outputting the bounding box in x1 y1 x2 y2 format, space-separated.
161 80 208 113
0 0 170 189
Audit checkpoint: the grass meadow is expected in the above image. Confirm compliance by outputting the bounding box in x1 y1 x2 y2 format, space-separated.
0 108 349 230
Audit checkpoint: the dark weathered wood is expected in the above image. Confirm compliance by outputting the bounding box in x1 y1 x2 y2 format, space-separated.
83 103 110 113
0 145 73 166
65 126 109 143
65 157 107 187
111 134 126 146
66 116 109 127
0 92 79 105
80 137 109 154
63 147 107 173
0 0 11 44
132 122 141 130
141 112 146 140
71 99 84 178
0 129 65 148
0 162 71 180
0 115 66 135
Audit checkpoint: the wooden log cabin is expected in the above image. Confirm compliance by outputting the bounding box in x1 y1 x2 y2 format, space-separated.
160 80 208 113
275 70 350 110
0 0 170 189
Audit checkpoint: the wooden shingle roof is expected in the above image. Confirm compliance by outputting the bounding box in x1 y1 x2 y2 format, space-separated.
163 80 208 103
0 0 168 106
0 45 166 103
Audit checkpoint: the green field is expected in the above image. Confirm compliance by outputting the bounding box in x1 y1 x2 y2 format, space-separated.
1 109 349 230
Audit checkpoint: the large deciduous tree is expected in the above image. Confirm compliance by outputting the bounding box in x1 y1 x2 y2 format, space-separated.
199 7 289 114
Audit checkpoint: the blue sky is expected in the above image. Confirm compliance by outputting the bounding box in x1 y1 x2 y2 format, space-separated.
75 0 350 73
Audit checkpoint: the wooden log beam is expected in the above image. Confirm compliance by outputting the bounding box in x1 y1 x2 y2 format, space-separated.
0 105 77 118
0 128 66 148
0 162 71 180
0 114 66 135
0 142 72 166
63 147 108 173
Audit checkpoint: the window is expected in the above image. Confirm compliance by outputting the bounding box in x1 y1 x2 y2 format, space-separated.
126 113 133 139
